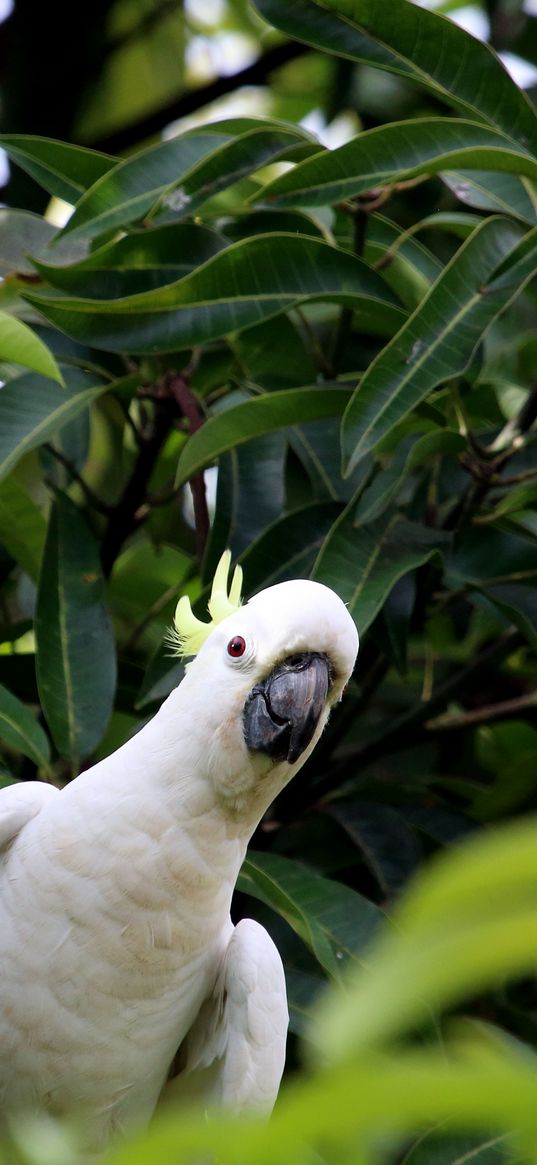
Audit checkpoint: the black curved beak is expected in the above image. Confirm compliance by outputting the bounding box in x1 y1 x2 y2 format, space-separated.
243 653 332 765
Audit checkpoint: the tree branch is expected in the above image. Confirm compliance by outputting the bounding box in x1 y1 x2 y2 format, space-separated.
425 691 537 732
87 41 308 153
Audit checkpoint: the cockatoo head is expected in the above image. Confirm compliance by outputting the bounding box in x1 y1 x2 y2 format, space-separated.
170 554 358 814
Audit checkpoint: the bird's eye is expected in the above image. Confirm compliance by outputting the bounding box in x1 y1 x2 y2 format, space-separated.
227 636 246 658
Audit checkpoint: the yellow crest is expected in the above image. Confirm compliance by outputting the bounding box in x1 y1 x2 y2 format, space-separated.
169 550 243 659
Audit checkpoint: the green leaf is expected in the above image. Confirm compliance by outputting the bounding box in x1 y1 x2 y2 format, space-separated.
240 502 344 592
0 368 108 483
0 210 57 276
253 0 537 152
355 430 466 525
35 492 116 763
443 170 537 225
364 214 442 310
257 119 537 207
0 478 46 581
477 584 537 654
31 223 228 299
24 233 405 354
313 510 447 633
238 850 382 980
314 816 537 1062
0 135 116 203
175 387 352 487
0 684 51 770
0 311 63 383
341 217 532 474
59 122 314 242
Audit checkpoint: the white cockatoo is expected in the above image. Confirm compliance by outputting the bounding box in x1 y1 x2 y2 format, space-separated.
0 553 358 1150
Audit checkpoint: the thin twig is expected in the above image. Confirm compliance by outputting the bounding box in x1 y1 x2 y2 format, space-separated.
426 691 537 732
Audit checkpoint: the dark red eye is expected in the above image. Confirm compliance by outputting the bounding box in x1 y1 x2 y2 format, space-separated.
227 635 246 658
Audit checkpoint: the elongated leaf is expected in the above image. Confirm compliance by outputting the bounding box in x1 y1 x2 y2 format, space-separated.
24 233 405 354
240 502 344 592
257 119 537 207
35 493 116 763
355 430 466 525
443 170 537 225
238 850 381 980
314 816 537 1064
0 135 116 203
0 478 46 580
32 223 228 299
341 217 532 474
254 0 537 152
0 684 51 770
175 387 352 487
0 368 108 483
328 801 421 896
60 123 314 242
0 210 57 276
313 510 447 632
364 214 442 310
0 311 63 383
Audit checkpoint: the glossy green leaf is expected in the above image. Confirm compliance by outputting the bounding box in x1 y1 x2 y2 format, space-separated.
0 135 116 203
0 368 108 483
24 233 405 354
313 510 447 633
342 217 532 474
238 850 382 980
0 311 63 383
35 492 116 763
257 119 537 207
175 387 352 487
0 478 46 580
32 223 228 299
364 214 442 310
60 122 314 242
0 684 51 770
443 170 537 225
254 0 537 152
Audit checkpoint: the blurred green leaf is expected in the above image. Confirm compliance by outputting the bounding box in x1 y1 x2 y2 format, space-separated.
0 478 46 581
35 492 116 763
0 684 51 770
0 135 116 203
0 311 63 383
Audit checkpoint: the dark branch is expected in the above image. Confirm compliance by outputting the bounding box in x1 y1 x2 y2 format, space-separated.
87 41 308 154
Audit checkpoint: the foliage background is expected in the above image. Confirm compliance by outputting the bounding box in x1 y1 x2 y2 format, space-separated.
1 0 537 1161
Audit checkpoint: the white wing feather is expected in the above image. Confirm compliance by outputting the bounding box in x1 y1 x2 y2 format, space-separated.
0 781 58 852
163 919 288 1116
